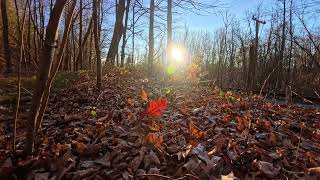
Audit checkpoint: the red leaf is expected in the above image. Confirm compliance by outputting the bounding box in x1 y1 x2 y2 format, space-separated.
144 98 168 116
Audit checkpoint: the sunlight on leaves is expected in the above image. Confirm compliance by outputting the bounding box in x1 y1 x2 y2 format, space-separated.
166 65 176 75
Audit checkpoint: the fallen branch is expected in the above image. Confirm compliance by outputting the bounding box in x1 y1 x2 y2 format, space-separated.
291 90 314 104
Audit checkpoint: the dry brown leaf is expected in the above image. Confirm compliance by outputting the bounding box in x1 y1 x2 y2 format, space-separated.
71 141 87 155
221 172 239 180
144 150 160 168
145 133 163 148
141 89 149 102
254 160 280 178
149 122 161 132
127 98 134 105
129 147 146 173
189 121 205 139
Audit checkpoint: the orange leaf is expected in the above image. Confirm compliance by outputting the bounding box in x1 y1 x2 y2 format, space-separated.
141 89 149 102
189 121 205 139
127 98 134 105
144 98 168 116
146 133 163 147
149 122 161 132
72 140 87 155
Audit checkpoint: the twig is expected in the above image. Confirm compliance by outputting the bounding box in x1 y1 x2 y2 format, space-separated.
315 91 320 99
13 0 28 150
176 174 200 180
136 173 199 180
295 120 303 163
136 174 175 180
291 90 314 104
281 167 304 176
259 61 281 96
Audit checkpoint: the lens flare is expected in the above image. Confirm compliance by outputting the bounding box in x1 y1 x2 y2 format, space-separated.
171 47 183 62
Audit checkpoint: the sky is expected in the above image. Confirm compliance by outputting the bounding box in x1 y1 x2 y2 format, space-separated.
180 0 266 30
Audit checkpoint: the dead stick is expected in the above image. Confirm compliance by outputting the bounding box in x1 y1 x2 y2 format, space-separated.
295 120 303 163
259 61 281 96
136 174 175 180
315 91 320 99
291 90 314 104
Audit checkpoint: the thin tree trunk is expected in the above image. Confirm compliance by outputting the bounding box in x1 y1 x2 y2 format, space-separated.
77 19 93 69
1 0 12 74
131 0 135 64
93 0 101 90
120 0 131 67
77 0 83 70
35 0 77 133
148 0 155 73
13 0 28 150
25 0 68 154
106 0 125 64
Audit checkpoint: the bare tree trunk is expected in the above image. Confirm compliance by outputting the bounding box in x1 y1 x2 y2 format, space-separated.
93 0 101 90
77 19 93 69
148 0 155 73
120 0 131 67
106 0 125 64
88 30 93 70
25 0 68 154
131 0 136 64
77 0 83 70
1 0 13 74
35 0 77 133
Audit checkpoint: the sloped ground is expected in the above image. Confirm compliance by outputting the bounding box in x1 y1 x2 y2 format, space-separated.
0 67 319 179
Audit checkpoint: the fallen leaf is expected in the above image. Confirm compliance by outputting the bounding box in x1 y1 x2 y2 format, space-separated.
71 141 87 155
141 89 149 102
189 121 205 139
1 157 13 176
129 147 146 173
127 98 134 105
307 167 320 177
192 143 210 164
221 172 239 180
149 122 161 132
254 160 280 178
145 133 163 148
144 98 168 116
144 150 161 168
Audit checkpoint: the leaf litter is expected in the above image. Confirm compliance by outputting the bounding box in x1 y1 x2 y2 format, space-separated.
0 67 319 179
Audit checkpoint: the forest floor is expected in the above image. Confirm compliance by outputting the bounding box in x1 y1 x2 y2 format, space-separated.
0 67 320 180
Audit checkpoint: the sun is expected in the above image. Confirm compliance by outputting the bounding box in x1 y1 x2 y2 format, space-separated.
171 47 183 62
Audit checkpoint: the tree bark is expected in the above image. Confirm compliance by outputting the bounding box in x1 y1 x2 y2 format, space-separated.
77 0 83 70
106 0 125 65
77 19 93 69
93 0 101 90
1 0 13 74
120 0 131 67
148 0 155 73
25 0 68 154
35 0 77 133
